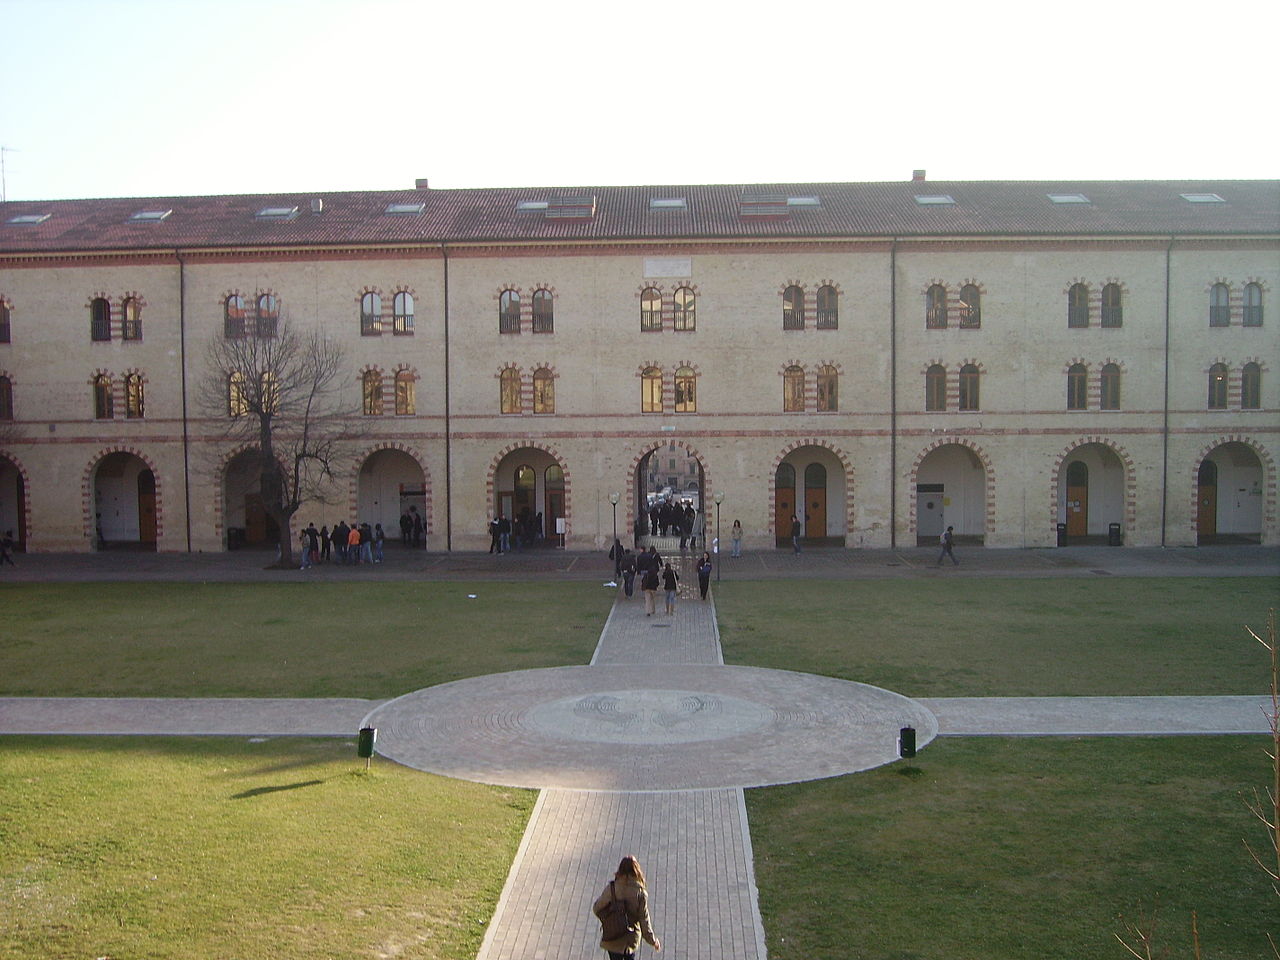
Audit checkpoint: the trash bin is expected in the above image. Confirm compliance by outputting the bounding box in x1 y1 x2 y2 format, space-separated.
899 726 917 759
1056 522 1068 547
357 726 377 758
1108 522 1122 546
227 527 244 551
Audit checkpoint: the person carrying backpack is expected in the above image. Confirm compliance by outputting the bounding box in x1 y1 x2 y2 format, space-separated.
592 855 661 958
936 525 958 566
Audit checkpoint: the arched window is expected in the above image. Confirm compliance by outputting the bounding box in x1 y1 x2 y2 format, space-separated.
0 375 12 420
673 366 696 413
0 302 10 343
224 295 246 338
1209 283 1230 327
362 370 383 416
959 284 981 328
533 367 555 413
641 366 662 412
1207 362 1228 409
1243 283 1263 327
256 294 278 337
925 364 947 411
926 284 947 329
90 297 112 341
1100 363 1121 410
121 298 142 340
531 289 554 333
393 291 415 334
228 372 247 417
783 285 805 330
499 290 521 334
1068 283 1089 328
395 370 415 415
958 363 980 411
1241 362 1261 410
93 374 113 419
673 286 695 331
776 462 796 490
640 287 662 332
1067 363 1088 410
1101 283 1123 327
124 373 144 418
361 292 382 335
260 372 279 414
816 285 838 329
500 367 521 413
783 365 805 412
816 365 838 412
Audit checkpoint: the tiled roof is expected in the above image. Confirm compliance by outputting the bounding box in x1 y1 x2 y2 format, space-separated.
1 180 1277 253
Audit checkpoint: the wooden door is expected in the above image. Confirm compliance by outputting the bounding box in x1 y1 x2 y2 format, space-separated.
137 469 157 546
804 463 826 539
1065 461 1088 537
245 494 267 544
775 463 796 547
1197 485 1217 536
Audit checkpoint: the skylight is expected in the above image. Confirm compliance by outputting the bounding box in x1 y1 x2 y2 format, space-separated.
1180 193 1225 203
256 205 299 220
914 195 956 205
787 196 821 207
6 213 50 225
1047 194 1090 204
130 209 172 221
649 197 687 210
516 200 549 211
385 202 426 215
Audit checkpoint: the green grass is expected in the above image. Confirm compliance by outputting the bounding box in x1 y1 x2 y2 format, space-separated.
717 577 1279 696
0 737 534 960
747 735 1275 960
0 581 613 698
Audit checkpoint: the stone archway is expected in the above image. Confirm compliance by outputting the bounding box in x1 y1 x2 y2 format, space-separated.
0 452 31 551
1051 439 1134 545
627 441 710 550
769 441 853 547
910 439 993 546
354 444 430 547
1193 438 1273 545
219 447 279 550
86 448 161 551
490 444 571 547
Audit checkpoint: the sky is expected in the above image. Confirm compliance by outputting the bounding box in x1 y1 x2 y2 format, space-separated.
1 0 1277 202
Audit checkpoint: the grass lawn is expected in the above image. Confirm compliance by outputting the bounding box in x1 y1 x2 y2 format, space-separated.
747 735 1276 960
0 581 613 698
717 577 1279 696
0 736 534 960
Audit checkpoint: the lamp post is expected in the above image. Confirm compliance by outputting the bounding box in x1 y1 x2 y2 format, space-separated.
608 492 619 547
713 492 724 582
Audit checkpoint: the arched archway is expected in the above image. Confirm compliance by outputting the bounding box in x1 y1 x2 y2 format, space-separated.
221 448 278 550
90 450 158 551
1195 441 1266 544
912 442 989 545
772 443 850 547
492 445 569 546
631 441 708 550
356 446 429 547
0 453 30 551
1054 441 1130 544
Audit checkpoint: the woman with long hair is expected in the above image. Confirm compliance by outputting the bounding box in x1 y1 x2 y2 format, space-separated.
592 855 661 958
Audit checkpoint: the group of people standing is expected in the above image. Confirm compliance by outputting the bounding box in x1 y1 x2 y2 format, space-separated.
488 509 546 554
640 499 703 551
397 506 426 548
298 520 387 568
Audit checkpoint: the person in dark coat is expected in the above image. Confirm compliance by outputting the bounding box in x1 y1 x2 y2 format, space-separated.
649 503 660 537
489 516 501 554
319 525 331 563
620 550 636 600
697 551 713 600
332 521 349 565
399 512 412 546
790 514 802 554
410 507 424 548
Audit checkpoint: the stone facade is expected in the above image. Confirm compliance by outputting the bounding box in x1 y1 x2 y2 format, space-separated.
0 182 1276 551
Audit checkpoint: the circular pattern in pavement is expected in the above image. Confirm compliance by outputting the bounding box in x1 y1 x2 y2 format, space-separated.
364 664 938 791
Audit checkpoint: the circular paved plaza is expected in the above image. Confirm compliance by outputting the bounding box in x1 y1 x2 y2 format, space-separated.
364 664 939 791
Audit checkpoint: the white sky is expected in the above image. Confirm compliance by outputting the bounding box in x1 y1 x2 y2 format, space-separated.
1 0 1277 201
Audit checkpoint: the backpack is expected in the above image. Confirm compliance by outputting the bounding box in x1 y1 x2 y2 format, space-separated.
598 881 633 941
939 531 947 545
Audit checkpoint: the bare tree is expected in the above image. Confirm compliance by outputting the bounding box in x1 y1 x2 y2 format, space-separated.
1243 609 1279 956
199 316 352 567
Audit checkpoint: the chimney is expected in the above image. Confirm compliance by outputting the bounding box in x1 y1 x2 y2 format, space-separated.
310 198 324 215
912 169 926 182
415 178 430 190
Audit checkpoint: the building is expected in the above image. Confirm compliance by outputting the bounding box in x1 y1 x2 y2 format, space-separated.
0 178 1276 553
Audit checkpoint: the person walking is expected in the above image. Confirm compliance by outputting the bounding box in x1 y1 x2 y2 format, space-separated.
937 525 959 566
610 538 624 579
641 562 660 616
696 551 712 600
592 855 661 959
489 516 501 554
1 530 17 566
373 523 386 563
730 519 743 558
410 507 424 548
621 549 636 600
399 511 412 546
790 514 802 554
661 562 679 615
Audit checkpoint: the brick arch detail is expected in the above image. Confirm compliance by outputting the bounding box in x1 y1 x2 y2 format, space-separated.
348 441 433 535
487 442 572 538
81 445 164 545
1190 436 1276 543
767 439 856 539
624 441 713 540
0 449 34 547
908 438 996 540
1049 437 1137 539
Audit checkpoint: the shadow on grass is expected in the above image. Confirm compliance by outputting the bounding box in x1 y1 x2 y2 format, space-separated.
231 778 327 799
